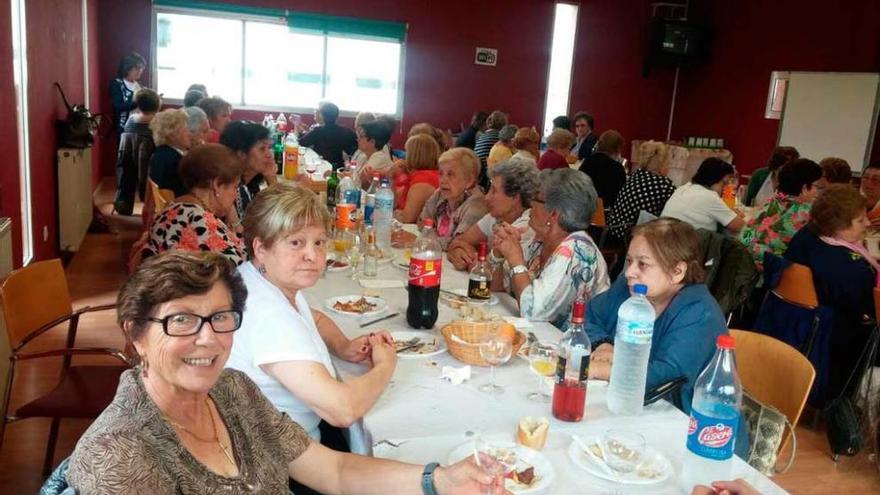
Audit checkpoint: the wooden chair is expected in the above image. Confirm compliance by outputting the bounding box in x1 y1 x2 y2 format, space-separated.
591 197 606 227
142 179 175 227
730 329 815 456
771 262 819 309
0 259 132 475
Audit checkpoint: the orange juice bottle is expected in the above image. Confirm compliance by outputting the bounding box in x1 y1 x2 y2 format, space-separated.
722 184 736 209
283 133 299 179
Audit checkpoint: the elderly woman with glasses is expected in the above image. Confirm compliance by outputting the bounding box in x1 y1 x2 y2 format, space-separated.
67 251 507 494
446 157 539 276
492 168 610 328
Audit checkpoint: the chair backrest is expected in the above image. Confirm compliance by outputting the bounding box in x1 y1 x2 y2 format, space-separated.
772 261 818 309
591 197 606 227
148 179 174 212
730 329 816 450
873 287 880 322
0 259 72 349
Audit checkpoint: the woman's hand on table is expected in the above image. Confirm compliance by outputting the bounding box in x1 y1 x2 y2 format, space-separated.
448 244 477 271
690 479 761 495
369 332 397 369
340 335 372 364
434 456 513 495
588 344 613 380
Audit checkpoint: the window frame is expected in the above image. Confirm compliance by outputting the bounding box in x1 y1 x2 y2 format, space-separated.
150 5 406 118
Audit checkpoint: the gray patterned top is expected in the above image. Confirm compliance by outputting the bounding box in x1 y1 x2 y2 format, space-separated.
67 368 311 494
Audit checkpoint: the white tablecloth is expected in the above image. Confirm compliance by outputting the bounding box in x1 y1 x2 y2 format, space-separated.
303 261 786 495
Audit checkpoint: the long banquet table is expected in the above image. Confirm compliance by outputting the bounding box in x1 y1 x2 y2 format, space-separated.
303 260 787 494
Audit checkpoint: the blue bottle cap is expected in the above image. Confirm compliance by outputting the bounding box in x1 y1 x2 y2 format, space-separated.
633 284 648 295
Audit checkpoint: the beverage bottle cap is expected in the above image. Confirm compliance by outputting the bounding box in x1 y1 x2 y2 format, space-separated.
423 218 434 228
571 299 585 323
633 284 648 295
717 334 735 349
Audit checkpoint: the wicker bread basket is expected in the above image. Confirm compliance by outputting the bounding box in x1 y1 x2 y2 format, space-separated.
440 321 526 367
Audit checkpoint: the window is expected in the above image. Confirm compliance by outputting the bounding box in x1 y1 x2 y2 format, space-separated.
542 3 579 138
152 6 405 115
12 0 33 264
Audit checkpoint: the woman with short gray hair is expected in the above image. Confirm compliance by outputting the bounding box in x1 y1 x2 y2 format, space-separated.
493 168 610 328
183 106 210 146
447 157 538 273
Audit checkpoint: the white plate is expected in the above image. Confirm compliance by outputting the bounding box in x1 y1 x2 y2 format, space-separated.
324 295 387 317
390 331 447 359
567 436 672 485
447 441 555 493
325 258 351 272
441 288 499 306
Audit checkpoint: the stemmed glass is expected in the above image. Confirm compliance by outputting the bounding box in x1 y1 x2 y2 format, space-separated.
527 341 558 402
478 329 512 395
601 430 646 477
345 230 364 280
473 436 517 495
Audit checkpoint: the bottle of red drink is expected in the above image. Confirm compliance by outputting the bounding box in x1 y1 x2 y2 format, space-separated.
552 300 591 421
406 219 442 329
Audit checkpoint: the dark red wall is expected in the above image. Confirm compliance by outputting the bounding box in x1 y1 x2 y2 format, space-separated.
0 0 22 265
672 1 880 173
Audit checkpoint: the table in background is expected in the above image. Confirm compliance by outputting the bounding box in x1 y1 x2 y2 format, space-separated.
303 264 786 494
631 141 734 187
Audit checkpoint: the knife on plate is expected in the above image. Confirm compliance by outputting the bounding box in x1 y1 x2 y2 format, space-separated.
360 312 400 328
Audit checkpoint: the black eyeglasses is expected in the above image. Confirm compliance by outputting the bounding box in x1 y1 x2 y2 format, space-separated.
147 310 243 337
531 198 546 205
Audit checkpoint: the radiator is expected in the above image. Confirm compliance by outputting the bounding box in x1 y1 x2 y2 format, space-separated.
57 148 93 252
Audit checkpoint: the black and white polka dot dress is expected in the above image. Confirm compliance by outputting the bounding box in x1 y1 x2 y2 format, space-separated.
607 168 676 240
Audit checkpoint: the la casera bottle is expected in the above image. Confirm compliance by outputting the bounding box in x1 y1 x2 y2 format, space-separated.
552 299 591 422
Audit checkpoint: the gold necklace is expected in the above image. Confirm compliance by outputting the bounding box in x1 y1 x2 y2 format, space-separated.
167 398 237 468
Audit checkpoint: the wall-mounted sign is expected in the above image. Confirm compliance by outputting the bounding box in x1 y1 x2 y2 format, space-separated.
475 47 498 66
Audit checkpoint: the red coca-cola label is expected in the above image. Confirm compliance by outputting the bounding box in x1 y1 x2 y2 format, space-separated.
697 424 733 448
409 257 442 287
688 416 697 435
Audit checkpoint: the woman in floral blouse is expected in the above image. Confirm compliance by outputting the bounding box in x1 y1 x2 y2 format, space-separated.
493 168 610 329
740 158 822 271
137 144 247 267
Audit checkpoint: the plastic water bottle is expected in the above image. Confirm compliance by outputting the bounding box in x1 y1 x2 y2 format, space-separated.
374 177 394 251
364 177 379 225
607 284 655 415
681 335 742 490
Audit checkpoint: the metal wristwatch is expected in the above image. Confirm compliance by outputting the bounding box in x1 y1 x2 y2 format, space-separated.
421 462 440 495
511 264 529 276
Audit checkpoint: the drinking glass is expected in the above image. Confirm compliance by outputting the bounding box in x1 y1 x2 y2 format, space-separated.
601 430 645 476
478 330 512 395
473 437 517 495
345 231 364 280
527 341 558 402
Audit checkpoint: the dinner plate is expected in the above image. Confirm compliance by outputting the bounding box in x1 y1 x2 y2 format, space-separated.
567 435 672 485
390 331 447 359
325 257 351 272
440 288 499 306
447 441 555 493
324 295 387 317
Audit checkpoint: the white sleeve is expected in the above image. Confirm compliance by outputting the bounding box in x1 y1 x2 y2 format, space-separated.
477 213 495 237
245 309 326 367
704 194 738 227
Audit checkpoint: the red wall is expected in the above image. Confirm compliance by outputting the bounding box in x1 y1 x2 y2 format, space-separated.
672 1 880 173
0 1 22 265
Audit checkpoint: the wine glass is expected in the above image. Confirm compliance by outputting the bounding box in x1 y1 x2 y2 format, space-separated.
601 430 645 477
473 437 517 495
527 341 558 402
345 230 364 280
478 330 512 395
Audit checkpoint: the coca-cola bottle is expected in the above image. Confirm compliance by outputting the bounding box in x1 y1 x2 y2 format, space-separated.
467 241 492 303
407 219 442 329
552 300 591 422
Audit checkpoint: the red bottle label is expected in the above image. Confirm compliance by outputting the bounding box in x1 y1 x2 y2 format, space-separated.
409 257 442 287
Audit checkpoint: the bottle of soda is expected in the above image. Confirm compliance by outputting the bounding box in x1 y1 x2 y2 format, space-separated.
607 283 655 415
467 241 492 303
273 132 284 176
407 218 442 329
552 300 591 422
680 335 742 489
364 177 379 225
374 177 395 251
326 169 339 211
283 132 299 180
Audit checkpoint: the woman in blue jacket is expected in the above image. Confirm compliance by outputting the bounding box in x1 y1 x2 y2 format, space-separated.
109 52 146 134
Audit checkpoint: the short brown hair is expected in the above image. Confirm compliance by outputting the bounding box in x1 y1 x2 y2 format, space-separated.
179 144 244 191
513 127 540 150
118 251 247 341
197 97 232 121
134 88 161 114
596 130 624 155
809 184 867 237
631 218 705 284
408 123 448 152
243 182 332 258
819 157 852 184
405 133 440 171
638 141 669 173
486 110 508 130
547 129 575 150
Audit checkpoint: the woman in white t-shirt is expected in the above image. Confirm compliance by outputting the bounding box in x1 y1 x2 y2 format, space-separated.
661 157 745 233
356 120 395 188
226 183 397 445
447 157 539 278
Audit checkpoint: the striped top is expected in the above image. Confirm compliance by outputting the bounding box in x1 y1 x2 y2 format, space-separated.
474 129 500 160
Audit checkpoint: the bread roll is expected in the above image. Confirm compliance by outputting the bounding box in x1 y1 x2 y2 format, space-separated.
516 416 549 450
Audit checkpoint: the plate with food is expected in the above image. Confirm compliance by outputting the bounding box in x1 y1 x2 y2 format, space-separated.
567 435 672 485
325 257 350 272
447 441 555 493
324 295 387 317
440 288 499 307
390 331 447 359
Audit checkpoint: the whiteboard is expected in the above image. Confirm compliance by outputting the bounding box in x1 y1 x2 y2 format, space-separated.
778 72 880 172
